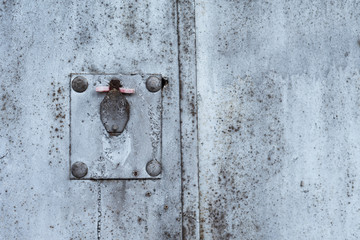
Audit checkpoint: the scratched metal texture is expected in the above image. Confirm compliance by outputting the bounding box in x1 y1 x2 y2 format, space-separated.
0 0 183 239
196 0 360 239
177 1 200 240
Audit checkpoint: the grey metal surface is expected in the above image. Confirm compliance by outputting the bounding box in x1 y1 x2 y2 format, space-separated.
196 0 360 239
70 74 162 180
177 0 200 239
5 0 359 239
0 0 183 239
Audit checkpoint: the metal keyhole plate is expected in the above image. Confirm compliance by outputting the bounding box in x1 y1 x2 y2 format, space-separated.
70 73 162 180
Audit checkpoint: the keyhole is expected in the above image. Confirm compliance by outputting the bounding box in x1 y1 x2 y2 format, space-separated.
109 79 122 90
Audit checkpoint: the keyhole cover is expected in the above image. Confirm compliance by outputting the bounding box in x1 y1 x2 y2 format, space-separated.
100 80 130 135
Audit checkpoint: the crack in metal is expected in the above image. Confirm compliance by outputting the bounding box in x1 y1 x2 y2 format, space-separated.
0 152 8 159
97 182 102 240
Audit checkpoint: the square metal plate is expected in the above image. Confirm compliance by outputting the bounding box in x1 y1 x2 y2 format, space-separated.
70 73 162 180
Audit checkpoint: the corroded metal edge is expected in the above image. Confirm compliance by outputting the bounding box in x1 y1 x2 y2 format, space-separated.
177 1 200 239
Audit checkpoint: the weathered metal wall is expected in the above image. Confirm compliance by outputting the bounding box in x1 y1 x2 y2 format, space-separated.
196 0 360 239
2 0 360 239
0 1 184 239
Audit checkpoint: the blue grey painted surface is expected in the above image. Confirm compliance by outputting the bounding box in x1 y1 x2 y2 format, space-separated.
2 0 359 239
196 0 360 239
177 0 200 239
0 0 182 239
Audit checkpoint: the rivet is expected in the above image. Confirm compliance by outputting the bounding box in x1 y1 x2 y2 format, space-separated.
72 76 88 93
146 160 162 177
112 124 119 131
71 161 88 178
146 76 162 92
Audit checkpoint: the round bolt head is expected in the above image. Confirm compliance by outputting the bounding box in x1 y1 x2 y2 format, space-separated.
146 76 162 93
146 160 162 177
72 76 88 93
71 161 88 178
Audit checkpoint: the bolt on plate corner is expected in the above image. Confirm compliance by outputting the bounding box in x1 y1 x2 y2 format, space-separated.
70 73 163 180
